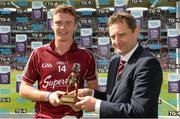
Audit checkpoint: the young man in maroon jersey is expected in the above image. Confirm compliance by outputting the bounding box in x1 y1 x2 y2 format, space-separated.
19 4 98 118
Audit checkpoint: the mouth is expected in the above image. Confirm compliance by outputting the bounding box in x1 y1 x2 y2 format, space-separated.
58 31 68 35
115 44 122 49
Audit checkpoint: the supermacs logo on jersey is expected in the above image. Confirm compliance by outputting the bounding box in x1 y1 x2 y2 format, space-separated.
42 63 81 89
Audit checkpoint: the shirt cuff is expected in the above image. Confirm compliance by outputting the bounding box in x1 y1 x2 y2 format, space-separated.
91 89 94 96
95 99 101 114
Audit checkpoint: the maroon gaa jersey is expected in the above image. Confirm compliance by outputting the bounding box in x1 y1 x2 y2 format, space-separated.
22 40 97 118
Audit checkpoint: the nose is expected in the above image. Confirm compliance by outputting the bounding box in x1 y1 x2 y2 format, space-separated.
60 24 65 29
114 36 121 44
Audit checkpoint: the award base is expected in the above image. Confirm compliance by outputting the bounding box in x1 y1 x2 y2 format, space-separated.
60 95 76 103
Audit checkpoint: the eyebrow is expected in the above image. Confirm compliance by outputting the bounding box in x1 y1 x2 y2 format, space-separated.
55 20 74 23
110 32 127 36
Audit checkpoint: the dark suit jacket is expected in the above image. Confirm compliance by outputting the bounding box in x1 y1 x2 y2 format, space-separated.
94 45 163 118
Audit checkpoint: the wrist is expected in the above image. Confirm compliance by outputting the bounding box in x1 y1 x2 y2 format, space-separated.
45 92 52 102
88 89 93 96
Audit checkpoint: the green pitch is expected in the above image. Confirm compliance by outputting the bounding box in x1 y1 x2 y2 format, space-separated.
159 71 177 116
0 70 177 116
0 70 35 113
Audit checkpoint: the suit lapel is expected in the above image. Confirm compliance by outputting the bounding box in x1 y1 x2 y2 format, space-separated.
106 56 119 98
109 63 133 101
111 58 119 86
109 45 144 101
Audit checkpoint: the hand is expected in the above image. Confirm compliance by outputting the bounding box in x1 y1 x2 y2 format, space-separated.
75 96 96 112
48 91 66 106
48 91 80 112
69 88 93 97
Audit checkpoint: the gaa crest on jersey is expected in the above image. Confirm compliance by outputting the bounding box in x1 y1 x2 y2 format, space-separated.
41 63 53 68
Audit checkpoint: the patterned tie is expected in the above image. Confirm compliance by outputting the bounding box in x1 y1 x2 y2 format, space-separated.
116 60 126 79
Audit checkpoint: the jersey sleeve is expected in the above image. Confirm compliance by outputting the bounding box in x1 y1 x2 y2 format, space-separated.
22 49 40 84
85 51 97 81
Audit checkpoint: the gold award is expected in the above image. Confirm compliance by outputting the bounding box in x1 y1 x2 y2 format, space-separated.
60 63 80 104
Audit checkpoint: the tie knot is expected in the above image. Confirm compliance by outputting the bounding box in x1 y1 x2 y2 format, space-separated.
119 60 126 65
116 60 126 79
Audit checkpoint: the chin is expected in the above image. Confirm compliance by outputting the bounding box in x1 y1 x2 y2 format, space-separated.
115 50 122 54
56 37 61 40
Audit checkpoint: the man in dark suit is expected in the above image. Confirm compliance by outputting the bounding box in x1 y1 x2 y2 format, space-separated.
74 12 163 118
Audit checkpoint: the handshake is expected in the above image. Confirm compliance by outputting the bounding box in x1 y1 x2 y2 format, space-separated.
46 88 97 112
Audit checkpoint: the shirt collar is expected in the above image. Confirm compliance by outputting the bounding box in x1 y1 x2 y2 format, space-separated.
121 43 139 62
50 39 78 52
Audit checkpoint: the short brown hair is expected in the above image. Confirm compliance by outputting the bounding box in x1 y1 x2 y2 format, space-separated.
107 12 137 32
52 4 76 21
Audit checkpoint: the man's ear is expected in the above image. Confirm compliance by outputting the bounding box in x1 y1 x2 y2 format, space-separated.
135 26 141 35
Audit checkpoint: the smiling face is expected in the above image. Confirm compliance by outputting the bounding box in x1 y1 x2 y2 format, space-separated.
51 12 76 42
109 21 140 56
51 5 77 43
108 12 140 56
